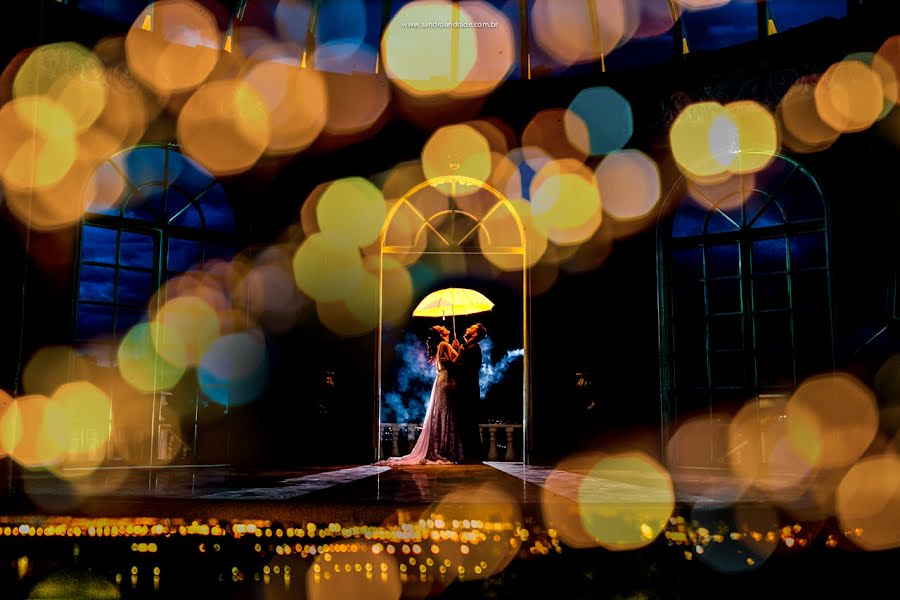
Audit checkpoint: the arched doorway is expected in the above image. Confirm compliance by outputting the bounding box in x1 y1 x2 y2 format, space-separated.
377 175 531 463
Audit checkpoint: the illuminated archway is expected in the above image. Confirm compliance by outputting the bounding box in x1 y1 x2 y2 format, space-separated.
377 175 531 463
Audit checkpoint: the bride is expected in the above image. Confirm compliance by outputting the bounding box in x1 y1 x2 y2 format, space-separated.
378 325 464 465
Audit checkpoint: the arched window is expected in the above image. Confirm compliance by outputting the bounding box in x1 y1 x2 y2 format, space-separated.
658 155 835 457
75 144 235 363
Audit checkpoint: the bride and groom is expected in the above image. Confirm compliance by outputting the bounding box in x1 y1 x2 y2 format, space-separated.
379 323 487 465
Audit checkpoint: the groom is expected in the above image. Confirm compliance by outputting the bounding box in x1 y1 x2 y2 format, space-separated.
449 323 487 464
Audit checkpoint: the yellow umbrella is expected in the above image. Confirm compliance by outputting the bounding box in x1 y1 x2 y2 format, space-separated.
412 288 494 339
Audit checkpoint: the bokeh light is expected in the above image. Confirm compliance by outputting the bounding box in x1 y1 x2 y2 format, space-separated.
844 52 896 120
530 159 602 245
317 177 387 247
316 300 373 337
243 44 328 155
566 87 633 156
118 323 186 393
690 502 780 574
786 373 879 471
815 60 884 133
324 73 390 136
151 296 221 369
836 454 900 551
725 101 779 174
876 35 900 105
233 263 307 334
449 0 515 99
728 397 813 498
177 79 272 175
523 109 589 163
425 485 521 580
578 452 674 551
0 391 18 459
199 330 269 407
0 96 77 193
13 42 108 133
0 395 68 468
6 156 105 231
27 569 122 600
422 124 491 185
479 197 547 270
540 453 603 549
778 77 841 154
686 171 756 213
381 0 477 96
306 544 401 600
670 102 733 181
50 381 112 473
21 346 89 398
595 150 661 220
293 232 364 303
666 414 750 504
346 256 413 327
125 0 221 96
531 0 637 66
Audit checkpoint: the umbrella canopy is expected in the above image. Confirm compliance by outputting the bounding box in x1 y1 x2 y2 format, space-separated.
413 288 493 338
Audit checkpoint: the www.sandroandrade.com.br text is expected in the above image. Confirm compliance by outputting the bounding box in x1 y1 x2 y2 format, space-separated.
400 21 499 28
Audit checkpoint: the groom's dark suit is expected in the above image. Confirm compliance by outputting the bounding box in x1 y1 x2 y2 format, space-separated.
447 339 483 463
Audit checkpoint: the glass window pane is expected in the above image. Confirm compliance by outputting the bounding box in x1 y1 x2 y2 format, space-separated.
791 271 830 309
81 225 118 265
755 312 792 352
756 352 793 387
769 0 846 34
115 308 144 336
123 187 164 222
672 202 707 238
205 243 236 262
673 281 705 319
120 145 167 186
752 238 787 274
168 238 203 273
790 232 827 270
793 308 831 349
76 303 114 340
675 352 707 390
674 391 709 419
117 269 155 307
169 152 214 193
710 351 745 387
706 209 741 234
752 274 789 311
79 264 116 302
779 170 825 223
746 194 786 228
196 185 235 233
707 244 740 278
682 2 759 53
710 314 743 351
672 247 704 280
709 279 742 315
119 231 155 269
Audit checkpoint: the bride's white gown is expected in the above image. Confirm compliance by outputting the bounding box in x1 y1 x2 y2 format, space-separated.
378 351 463 465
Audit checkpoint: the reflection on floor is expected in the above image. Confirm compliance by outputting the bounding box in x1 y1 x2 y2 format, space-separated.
16 461 799 507
4 461 897 598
